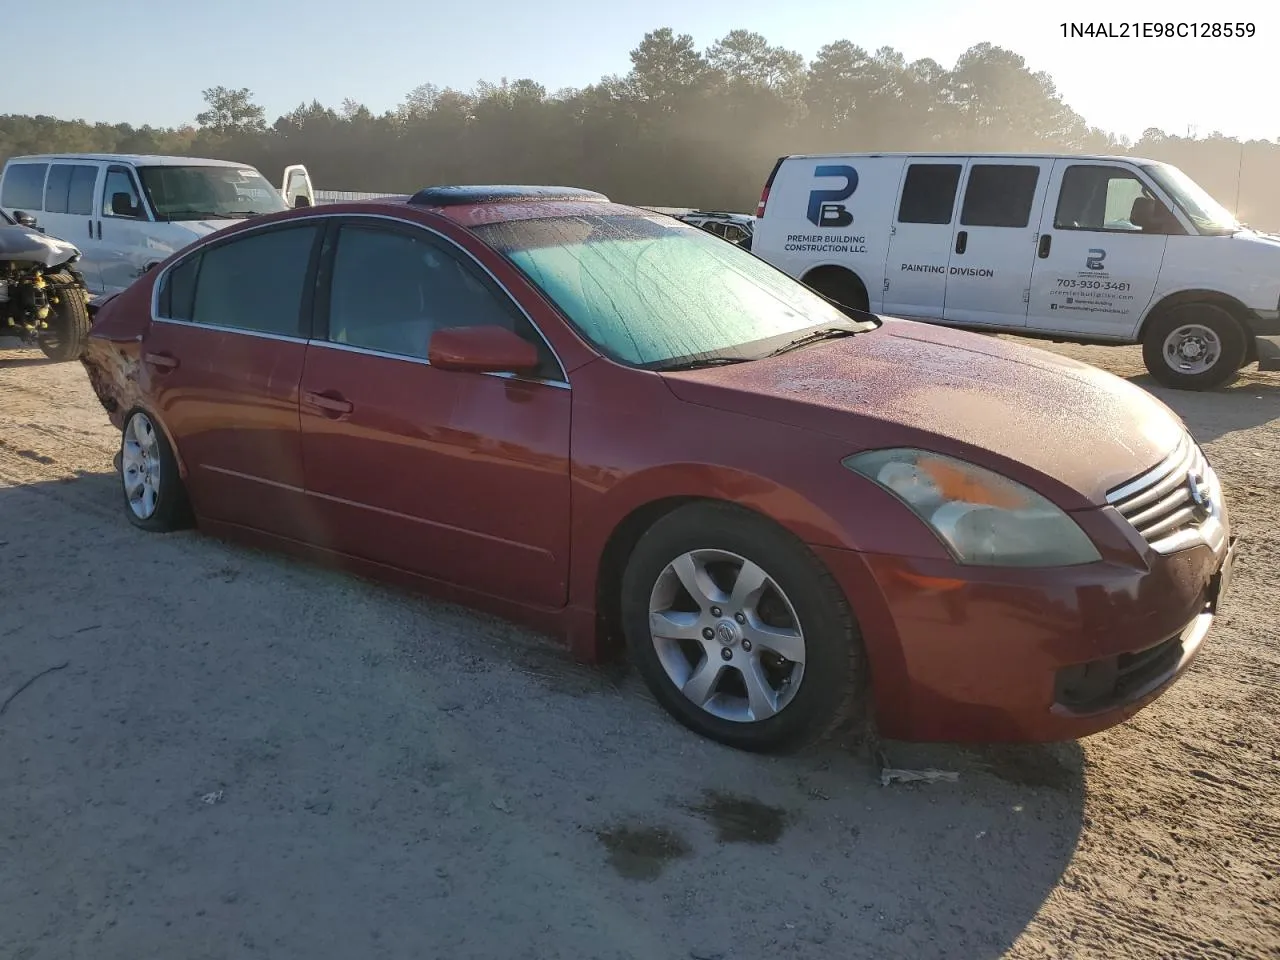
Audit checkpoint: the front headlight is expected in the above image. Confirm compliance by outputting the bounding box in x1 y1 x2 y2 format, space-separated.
843 448 1101 567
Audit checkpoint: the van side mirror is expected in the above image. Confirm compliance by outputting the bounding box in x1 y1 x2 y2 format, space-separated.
13 210 38 229
111 192 137 217
293 195 312 208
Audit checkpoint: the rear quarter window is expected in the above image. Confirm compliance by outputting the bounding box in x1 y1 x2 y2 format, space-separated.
2 163 49 211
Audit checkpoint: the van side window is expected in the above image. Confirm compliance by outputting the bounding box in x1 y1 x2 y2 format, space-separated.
959 164 1041 228
1055 165 1155 232
1 163 48 211
44 164 99 216
898 164 962 224
103 167 145 220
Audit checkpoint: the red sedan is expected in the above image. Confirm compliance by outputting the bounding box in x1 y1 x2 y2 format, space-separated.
81 185 1237 751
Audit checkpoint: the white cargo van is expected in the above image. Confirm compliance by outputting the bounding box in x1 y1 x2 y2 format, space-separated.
752 152 1280 390
0 154 314 296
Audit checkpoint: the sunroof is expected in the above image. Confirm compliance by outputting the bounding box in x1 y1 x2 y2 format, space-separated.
406 185 610 206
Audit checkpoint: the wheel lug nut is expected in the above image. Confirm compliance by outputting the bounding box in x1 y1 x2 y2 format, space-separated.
702 627 714 640
720 648 733 661
742 640 752 652
734 612 746 624
710 606 722 617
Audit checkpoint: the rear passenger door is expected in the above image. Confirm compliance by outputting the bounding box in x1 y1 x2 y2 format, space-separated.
143 220 323 538
940 159 1051 329
883 159 963 320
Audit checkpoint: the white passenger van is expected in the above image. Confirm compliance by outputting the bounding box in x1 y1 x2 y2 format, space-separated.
0 154 314 296
752 152 1280 390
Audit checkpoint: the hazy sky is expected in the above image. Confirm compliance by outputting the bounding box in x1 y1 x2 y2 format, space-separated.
8 0 1273 141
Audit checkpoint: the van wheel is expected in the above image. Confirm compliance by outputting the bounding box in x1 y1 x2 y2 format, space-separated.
1141 303 1246 391
802 267 869 313
620 502 866 753
37 273 91 363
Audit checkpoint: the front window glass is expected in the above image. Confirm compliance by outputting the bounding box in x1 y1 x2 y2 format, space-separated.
136 165 288 222
472 214 869 367
1140 162 1239 235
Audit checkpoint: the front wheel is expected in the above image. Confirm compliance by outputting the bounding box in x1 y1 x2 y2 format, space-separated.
37 272 92 363
1141 303 1246 391
620 502 865 753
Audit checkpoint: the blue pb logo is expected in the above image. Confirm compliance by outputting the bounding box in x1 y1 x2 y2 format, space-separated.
807 165 858 228
1086 248 1106 270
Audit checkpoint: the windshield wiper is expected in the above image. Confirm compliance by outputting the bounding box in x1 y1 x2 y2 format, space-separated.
765 326 860 358
654 356 752 372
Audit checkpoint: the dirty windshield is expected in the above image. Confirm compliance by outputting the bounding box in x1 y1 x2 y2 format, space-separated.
136 165 288 221
474 213 873 368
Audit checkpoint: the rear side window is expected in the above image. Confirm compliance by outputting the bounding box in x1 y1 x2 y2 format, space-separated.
156 254 201 321
960 164 1041 228
189 225 320 336
43 164 98 216
67 166 98 216
2 163 48 210
898 164 962 224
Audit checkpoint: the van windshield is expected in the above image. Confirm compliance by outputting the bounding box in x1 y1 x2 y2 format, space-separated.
136 165 288 221
472 213 874 368
1139 162 1239 236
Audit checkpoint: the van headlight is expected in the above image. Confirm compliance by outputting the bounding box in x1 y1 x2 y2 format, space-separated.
843 449 1101 567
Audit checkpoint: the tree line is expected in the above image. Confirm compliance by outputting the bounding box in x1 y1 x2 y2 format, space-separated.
3 28 1278 229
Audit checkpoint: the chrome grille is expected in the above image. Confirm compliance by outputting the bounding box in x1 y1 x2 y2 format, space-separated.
1105 433 1225 555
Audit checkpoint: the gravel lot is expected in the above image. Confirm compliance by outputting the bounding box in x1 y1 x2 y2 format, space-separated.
1 336 1277 960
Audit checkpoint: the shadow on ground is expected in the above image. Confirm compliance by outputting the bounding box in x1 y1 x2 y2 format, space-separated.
1124 370 1280 443
1 469 1084 960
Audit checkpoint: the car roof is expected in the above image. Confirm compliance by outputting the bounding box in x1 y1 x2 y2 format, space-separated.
328 186 657 229
5 153 256 169
780 151 1159 165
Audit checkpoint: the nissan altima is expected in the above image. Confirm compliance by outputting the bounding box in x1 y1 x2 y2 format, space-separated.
80 185 1236 752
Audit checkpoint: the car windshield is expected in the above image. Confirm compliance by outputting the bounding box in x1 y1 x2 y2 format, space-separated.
136 165 287 221
1140 162 1240 236
472 213 872 368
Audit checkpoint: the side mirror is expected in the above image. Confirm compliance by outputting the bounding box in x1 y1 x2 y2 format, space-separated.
293 195 312 208
428 325 540 374
13 210 38 228
111 192 136 217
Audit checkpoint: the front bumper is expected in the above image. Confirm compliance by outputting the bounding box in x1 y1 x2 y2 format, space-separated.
812 533 1235 743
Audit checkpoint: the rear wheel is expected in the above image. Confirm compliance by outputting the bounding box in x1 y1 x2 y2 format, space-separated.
802 267 870 313
1141 303 1246 391
37 272 91 363
120 409 192 532
621 502 865 753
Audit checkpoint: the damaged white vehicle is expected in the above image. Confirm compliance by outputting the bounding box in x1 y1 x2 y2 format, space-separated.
0 209 91 361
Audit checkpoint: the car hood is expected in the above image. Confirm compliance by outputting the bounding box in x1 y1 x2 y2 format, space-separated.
659 318 1186 507
0 226 81 269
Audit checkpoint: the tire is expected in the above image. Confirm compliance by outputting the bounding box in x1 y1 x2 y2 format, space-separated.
620 501 865 753
37 272 91 363
119 409 192 532
802 267 870 313
1141 303 1246 391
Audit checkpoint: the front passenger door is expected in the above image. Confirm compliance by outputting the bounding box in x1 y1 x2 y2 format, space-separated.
298 218 572 607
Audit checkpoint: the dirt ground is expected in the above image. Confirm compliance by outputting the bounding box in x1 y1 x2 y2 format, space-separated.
0 335 1277 960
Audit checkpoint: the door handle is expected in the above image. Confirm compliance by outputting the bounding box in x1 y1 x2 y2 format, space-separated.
955 230 968 255
304 390 354 417
88 219 93 238
143 351 179 371
1038 233 1052 258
